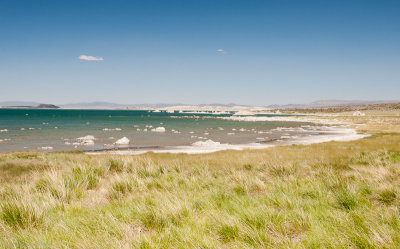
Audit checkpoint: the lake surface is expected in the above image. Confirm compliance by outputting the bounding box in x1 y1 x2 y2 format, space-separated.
0 109 316 152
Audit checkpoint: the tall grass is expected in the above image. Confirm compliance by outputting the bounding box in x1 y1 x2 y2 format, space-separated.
0 200 43 229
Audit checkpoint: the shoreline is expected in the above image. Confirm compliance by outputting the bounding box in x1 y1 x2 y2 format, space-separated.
86 116 369 155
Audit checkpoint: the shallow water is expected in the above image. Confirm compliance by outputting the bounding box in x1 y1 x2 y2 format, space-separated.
0 109 320 152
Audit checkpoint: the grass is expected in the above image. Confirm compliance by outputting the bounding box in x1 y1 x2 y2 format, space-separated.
0 200 43 230
0 114 399 248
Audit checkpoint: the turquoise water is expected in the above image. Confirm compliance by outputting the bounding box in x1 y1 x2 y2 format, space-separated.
0 109 312 152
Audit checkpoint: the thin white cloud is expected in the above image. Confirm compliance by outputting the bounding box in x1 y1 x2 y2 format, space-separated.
78 55 104 61
216 49 224 53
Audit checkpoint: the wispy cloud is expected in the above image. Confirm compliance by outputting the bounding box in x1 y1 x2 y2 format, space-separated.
216 49 225 53
78 55 104 61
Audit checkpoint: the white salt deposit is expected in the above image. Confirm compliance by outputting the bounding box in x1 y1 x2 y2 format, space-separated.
114 137 130 145
77 135 95 140
233 110 255 116
88 125 368 156
152 127 166 132
90 140 274 155
77 135 96 146
103 128 122 131
353 111 366 116
220 116 340 125
192 139 221 147
39 146 53 150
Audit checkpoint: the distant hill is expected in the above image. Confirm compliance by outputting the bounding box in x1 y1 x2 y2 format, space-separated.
34 104 60 109
59 102 129 109
59 102 238 109
59 102 250 109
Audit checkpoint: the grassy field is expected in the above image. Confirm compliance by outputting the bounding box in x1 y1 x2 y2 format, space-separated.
0 113 400 248
277 102 400 114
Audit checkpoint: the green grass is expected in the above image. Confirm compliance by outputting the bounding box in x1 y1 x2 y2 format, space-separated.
0 118 400 248
0 200 43 230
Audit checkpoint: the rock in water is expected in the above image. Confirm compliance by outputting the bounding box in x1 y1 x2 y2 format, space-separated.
77 135 96 145
115 137 130 145
152 127 166 132
77 135 96 141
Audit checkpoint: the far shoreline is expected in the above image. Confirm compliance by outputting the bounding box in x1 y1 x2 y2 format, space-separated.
85 116 369 156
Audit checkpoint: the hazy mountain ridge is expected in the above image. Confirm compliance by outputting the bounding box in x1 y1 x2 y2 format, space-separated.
59 102 128 108
58 102 243 109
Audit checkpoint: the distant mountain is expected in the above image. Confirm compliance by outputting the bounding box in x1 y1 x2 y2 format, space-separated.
59 102 241 109
266 100 399 109
59 102 186 109
59 102 129 109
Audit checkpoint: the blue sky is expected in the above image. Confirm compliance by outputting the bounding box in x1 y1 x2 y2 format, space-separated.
0 0 399 105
